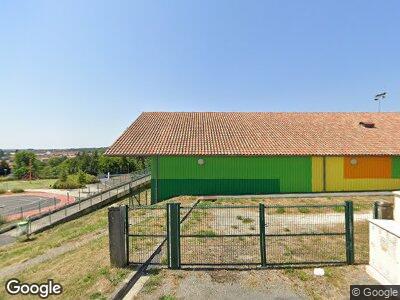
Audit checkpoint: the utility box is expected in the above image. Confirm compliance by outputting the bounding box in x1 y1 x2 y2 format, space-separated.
374 201 394 220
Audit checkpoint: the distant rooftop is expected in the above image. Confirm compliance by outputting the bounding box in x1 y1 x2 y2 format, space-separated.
106 112 400 156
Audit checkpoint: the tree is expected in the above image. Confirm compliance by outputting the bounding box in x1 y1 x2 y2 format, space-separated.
0 160 10 176
77 170 86 185
13 151 39 179
59 169 68 182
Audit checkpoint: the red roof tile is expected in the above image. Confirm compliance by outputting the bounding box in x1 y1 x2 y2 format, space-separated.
106 112 400 156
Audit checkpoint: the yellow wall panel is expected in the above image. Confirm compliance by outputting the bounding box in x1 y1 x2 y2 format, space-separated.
326 157 345 191
326 156 400 191
312 156 324 192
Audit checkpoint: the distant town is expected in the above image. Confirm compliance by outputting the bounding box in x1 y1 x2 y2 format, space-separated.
0 147 106 168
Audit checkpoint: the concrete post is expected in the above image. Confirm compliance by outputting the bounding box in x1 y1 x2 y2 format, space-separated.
108 205 128 267
373 201 394 220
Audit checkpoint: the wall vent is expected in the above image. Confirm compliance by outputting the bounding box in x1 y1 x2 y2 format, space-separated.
359 121 375 128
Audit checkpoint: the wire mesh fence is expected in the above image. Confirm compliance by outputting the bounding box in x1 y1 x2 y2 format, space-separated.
127 201 353 268
264 204 347 265
180 205 260 265
127 206 167 264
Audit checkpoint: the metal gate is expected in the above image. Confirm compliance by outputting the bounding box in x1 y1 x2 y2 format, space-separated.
174 202 353 267
127 201 354 268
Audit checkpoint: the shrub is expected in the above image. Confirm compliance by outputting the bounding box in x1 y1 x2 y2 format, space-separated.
77 170 86 185
52 172 99 189
0 189 6 194
11 188 24 193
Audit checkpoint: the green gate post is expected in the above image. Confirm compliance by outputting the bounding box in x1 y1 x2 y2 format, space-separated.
345 201 355 265
259 203 267 267
167 203 181 269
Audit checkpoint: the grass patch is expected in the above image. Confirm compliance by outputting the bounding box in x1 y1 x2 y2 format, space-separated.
142 270 163 293
333 206 345 213
196 229 217 236
284 268 311 281
0 179 56 191
298 207 310 214
276 207 285 214
0 196 137 299
0 235 131 299
0 200 110 269
160 295 176 300
236 215 254 223
0 189 6 194
11 188 24 193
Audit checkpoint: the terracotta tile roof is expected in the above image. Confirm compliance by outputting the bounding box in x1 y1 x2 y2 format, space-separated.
106 112 400 156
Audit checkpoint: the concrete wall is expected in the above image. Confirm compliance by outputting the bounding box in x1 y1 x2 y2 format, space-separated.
367 191 400 284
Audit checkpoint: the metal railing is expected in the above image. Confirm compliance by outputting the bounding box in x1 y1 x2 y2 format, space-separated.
0 168 150 224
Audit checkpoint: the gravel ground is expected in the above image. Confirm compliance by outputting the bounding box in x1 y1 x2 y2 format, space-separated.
135 265 377 300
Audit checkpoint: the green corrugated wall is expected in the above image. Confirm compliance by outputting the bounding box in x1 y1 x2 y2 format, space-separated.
393 157 400 178
151 156 312 202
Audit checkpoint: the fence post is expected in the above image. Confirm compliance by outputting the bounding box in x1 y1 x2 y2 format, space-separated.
125 205 129 264
259 203 267 267
345 201 355 265
373 201 378 219
167 203 181 269
108 205 128 267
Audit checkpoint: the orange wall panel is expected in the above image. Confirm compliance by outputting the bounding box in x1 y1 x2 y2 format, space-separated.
344 156 392 179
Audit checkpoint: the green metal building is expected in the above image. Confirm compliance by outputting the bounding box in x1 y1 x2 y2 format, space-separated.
106 112 400 203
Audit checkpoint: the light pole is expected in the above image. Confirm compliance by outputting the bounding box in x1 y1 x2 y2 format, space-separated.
374 92 387 112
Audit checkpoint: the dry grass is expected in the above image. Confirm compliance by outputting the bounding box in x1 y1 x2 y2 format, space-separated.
0 235 132 299
194 194 393 213
0 206 109 269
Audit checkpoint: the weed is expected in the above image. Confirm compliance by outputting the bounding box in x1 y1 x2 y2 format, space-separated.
197 230 216 236
250 226 256 231
160 295 176 300
333 206 345 213
296 270 311 281
142 270 162 293
11 188 24 193
231 225 238 229
236 215 254 223
298 207 310 214
90 292 107 300
276 207 285 214
242 217 254 224
0 189 6 194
